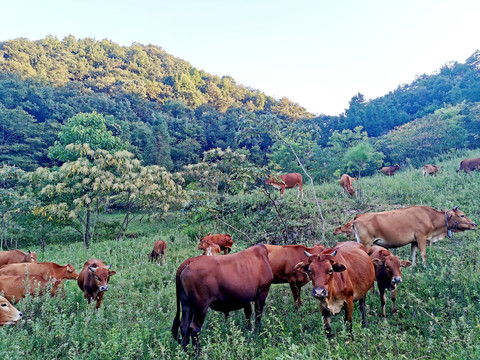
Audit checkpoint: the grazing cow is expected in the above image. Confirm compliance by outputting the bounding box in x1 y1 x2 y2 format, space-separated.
381 164 400 176
265 173 303 200
198 234 233 255
353 206 476 266
77 259 116 309
172 244 273 353
265 244 325 309
0 262 79 280
333 218 355 240
456 157 480 173
340 174 356 196
368 246 411 317
0 275 63 303
295 242 375 336
149 240 167 264
422 164 439 176
198 242 221 256
0 295 23 325
0 250 37 267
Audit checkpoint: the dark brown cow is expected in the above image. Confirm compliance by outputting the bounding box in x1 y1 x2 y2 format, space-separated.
0 275 63 303
295 242 375 336
198 234 233 255
149 240 167 264
333 218 355 240
198 242 221 256
265 244 325 309
172 244 273 353
0 295 23 325
422 164 439 176
340 174 356 196
0 262 79 280
353 206 476 266
456 157 480 173
381 164 400 176
0 250 37 267
77 259 116 309
265 173 303 200
368 246 411 317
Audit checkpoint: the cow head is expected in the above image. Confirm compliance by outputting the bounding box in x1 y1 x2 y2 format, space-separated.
0 295 23 325
333 221 354 236
64 264 79 280
393 164 400 170
88 264 116 292
372 250 411 290
26 250 37 263
446 207 477 233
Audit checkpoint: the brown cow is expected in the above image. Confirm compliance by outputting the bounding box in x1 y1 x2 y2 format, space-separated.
77 259 116 309
0 250 37 267
0 275 63 303
172 244 273 353
422 164 439 176
265 173 303 200
149 240 167 264
265 244 325 309
456 157 480 173
0 262 79 280
353 205 476 266
0 295 23 325
198 242 221 256
381 164 400 176
333 218 355 240
295 242 375 336
198 234 233 255
368 246 411 317
340 174 356 196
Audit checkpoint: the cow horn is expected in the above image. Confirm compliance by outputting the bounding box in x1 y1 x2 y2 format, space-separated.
304 251 312 258
88 265 97 273
453 206 459 211
107 263 113 269
330 249 338 257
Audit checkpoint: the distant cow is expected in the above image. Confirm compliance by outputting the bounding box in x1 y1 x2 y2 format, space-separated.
198 234 233 255
422 164 439 176
149 240 167 264
0 250 37 267
265 244 325 308
0 295 23 325
295 242 375 336
265 173 303 200
0 275 63 303
340 174 356 196
353 206 476 266
77 259 116 309
381 164 400 176
0 262 79 280
368 246 411 317
456 157 480 173
198 242 221 256
172 244 273 353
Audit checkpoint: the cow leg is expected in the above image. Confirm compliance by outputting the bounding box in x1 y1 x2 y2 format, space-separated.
289 282 302 309
180 306 193 351
344 298 354 333
410 244 418 266
84 292 91 304
280 187 285 200
254 290 269 330
359 297 367 327
190 307 208 355
417 239 428 267
244 304 252 330
95 292 105 309
391 289 397 314
377 285 387 317
322 309 332 338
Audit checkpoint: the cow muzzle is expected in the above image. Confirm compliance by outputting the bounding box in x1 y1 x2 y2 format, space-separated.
99 285 109 292
312 287 328 299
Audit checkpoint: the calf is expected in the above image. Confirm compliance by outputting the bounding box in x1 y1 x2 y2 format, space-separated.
368 246 411 317
381 164 400 176
0 250 37 267
0 295 23 325
265 173 303 200
198 233 233 255
422 164 439 176
340 174 356 196
198 242 221 256
149 240 167 264
0 262 78 280
77 259 116 309
0 275 63 303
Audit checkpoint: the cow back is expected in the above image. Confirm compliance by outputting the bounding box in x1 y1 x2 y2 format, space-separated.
0 250 37 267
0 262 78 280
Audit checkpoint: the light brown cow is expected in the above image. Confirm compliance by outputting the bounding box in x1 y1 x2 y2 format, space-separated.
333 218 355 240
456 157 480 173
422 164 439 176
198 234 233 255
368 246 411 317
0 262 79 280
353 206 476 266
198 242 221 256
149 240 167 264
0 295 23 325
77 259 116 309
381 164 400 176
0 275 63 303
265 173 303 200
265 244 325 308
0 250 37 267
340 174 356 196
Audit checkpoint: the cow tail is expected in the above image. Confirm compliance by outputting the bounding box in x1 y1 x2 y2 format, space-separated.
353 215 361 244
171 261 188 341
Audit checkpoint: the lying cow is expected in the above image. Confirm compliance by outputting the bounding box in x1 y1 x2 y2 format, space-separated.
198 242 221 256
340 174 356 196
381 164 400 176
172 244 273 353
368 246 411 317
353 205 476 266
0 250 37 267
295 242 375 336
265 173 303 200
456 157 480 173
265 244 325 309
0 295 23 325
0 275 63 303
422 164 439 176
77 259 116 309
0 262 79 280
149 240 167 264
198 233 233 255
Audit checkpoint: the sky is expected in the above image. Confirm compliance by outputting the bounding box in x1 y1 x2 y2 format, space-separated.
2 0 480 116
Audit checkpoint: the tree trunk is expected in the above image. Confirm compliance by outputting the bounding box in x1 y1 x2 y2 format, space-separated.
84 206 91 249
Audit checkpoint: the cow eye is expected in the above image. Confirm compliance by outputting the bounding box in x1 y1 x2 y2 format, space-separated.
1 303 6 307
460 215 465 217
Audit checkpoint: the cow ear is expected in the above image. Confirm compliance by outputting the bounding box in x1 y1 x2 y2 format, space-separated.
108 270 116 276
372 258 383 266
294 262 310 274
400 260 412 268
332 263 347 272
88 265 97 274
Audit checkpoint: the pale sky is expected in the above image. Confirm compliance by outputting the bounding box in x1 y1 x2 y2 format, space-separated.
2 0 480 115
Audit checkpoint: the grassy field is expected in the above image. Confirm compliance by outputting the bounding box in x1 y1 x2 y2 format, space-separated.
1 150 480 359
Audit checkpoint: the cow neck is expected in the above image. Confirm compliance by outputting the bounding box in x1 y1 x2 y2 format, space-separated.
444 211 454 238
